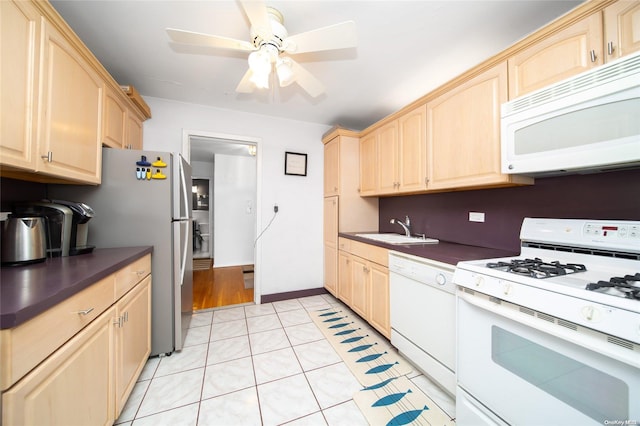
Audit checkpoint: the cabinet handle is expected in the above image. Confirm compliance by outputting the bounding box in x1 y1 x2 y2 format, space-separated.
124 311 129 322
41 152 53 162
590 50 597 63
113 316 123 328
363 266 369 273
76 307 94 315
135 270 146 276
607 41 614 56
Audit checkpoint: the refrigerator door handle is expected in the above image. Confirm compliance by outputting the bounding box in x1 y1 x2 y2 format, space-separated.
180 220 189 286
178 157 190 220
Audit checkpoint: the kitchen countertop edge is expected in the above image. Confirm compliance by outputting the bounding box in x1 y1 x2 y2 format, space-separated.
0 246 153 329
339 232 518 265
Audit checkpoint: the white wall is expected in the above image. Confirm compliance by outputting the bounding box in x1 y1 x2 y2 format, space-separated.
214 154 256 267
142 97 329 297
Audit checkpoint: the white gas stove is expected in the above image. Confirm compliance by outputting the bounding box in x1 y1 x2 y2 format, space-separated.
453 218 640 426
454 218 640 343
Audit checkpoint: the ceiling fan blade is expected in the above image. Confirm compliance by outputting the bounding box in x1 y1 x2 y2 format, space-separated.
239 0 274 41
288 59 325 98
284 21 357 54
166 28 254 51
235 68 256 93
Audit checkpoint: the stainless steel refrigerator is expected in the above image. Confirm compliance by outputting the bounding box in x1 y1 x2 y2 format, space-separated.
49 148 193 356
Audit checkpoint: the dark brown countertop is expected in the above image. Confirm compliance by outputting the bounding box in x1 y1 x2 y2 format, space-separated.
340 233 518 265
0 246 153 329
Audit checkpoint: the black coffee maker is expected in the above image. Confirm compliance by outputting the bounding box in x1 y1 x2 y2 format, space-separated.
52 200 95 255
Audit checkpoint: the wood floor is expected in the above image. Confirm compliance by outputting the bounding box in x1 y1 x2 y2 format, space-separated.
193 265 254 310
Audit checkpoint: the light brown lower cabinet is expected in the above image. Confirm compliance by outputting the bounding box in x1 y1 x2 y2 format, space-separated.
2 306 116 425
1 256 152 425
115 275 152 415
338 238 390 338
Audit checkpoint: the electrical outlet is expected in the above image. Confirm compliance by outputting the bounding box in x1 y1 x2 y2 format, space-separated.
469 212 485 222
274 204 279 213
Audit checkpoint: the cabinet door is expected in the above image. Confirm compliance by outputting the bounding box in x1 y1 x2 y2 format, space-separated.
369 263 390 339
508 13 603 99
38 18 103 183
0 0 40 171
323 197 338 294
324 137 340 196
126 112 143 150
2 307 115 426
359 133 377 196
102 86 127 148
604 1 640 61
398 105 427 193
338 250 352 304
427 62 508 190
325 245 338 297
351 256 370 319
377 121 399 194
115 276 151 416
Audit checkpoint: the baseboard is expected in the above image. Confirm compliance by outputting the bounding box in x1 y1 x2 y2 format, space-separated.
260 287 328 303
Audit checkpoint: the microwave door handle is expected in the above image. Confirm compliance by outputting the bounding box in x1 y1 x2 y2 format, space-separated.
458 291 640 369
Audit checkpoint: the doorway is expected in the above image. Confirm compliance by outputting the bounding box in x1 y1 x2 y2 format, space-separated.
183 130 260 310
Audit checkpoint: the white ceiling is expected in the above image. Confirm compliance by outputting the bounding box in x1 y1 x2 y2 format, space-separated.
51 0 582 132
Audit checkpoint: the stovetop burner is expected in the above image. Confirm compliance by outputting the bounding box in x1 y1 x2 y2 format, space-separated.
586 273 640 300
486 257 587 279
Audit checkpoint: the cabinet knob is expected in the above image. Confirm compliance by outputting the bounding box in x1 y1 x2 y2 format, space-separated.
41 152 53 162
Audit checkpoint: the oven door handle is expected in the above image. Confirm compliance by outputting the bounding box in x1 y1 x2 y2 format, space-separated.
458 291 640 369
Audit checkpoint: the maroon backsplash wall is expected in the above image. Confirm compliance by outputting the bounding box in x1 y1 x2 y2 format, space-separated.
379 169 640 253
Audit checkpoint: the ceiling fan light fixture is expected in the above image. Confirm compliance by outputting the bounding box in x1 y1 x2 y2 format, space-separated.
276 58 295 87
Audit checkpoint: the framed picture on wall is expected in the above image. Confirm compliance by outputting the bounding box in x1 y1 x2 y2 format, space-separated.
284 151 307 176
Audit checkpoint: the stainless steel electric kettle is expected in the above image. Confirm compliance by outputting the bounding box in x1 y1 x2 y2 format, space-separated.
1 216 47 265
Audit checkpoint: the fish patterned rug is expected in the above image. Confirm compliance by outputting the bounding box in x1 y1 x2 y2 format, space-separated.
311 307 455 426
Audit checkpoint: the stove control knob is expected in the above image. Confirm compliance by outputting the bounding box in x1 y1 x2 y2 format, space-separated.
474 276 484 287
581 305 602 322
436 273 447 286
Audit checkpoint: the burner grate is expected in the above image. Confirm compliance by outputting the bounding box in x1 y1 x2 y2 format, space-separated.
486 258 587 279
586 273 640 300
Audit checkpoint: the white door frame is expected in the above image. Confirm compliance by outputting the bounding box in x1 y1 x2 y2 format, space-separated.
182 129 262 305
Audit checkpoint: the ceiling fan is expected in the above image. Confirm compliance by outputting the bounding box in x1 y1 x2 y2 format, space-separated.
166 1 356 98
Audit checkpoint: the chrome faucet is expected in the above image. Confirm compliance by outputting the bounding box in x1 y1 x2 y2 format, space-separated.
390 215 412 237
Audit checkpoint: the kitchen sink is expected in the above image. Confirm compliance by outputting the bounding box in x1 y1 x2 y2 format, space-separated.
355 233 439 245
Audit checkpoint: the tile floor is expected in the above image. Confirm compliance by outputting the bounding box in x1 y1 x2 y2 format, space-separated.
115 293 456 425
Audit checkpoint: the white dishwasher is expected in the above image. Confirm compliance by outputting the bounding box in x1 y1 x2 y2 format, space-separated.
389 251 456 396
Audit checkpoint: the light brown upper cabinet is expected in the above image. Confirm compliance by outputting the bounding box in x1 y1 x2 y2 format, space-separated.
0 1 40 172
103 85 146 150
37 16 103 184
376 121 399 195
1 0 103 184
604 1 640 61
125 111 144 150
358 132 378 196
324 136 340 197
102 86 128 149
427 62 531 191
359 105 427 196
398 105 427 193
508 13 603 99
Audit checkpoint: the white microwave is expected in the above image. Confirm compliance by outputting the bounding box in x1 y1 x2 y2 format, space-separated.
501 51 640 176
